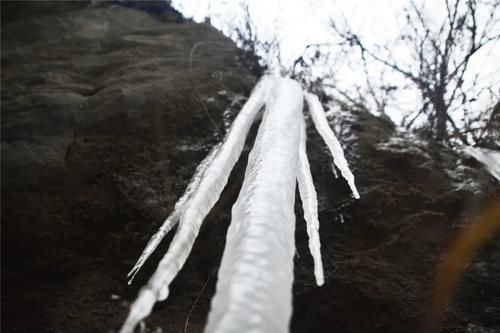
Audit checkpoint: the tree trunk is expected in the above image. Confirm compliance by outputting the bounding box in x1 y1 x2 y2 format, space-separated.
434 93 448 141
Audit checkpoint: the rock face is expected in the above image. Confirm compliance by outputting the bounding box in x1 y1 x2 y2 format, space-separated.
1 2 499 333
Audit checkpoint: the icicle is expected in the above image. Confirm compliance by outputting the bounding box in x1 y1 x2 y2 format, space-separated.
121 77 362 333
297 115 324 286
305 93 360 199
120 76 272 333
331 163 339 178
204 77 303 333
127 142 221 284
463 146 500 181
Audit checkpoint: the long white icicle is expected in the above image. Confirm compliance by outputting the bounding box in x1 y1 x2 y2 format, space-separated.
305 93 360 199
127 142 221 284
297 115 324 286
204 78 303 333
121 77 362 333
120 76 272 333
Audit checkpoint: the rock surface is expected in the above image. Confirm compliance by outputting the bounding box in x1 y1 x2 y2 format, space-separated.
1 2 499 333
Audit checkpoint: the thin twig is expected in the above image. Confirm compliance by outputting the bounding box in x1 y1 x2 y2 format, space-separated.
183 275 211 333
189 41 223 137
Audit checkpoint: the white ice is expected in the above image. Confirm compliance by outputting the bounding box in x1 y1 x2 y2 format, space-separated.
127 142 221 284
205 77 303 333
463 146 500 181
297 115 324 286
305 93 360 199
120 76 360 333
119 76 272 333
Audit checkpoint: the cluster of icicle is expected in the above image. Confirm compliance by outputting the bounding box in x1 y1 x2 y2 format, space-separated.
120 76 359 333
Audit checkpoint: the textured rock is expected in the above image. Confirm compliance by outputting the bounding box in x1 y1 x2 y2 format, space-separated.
1 2 499 333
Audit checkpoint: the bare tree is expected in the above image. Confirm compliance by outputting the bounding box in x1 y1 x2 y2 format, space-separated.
229 3 280 74
330 0 500 144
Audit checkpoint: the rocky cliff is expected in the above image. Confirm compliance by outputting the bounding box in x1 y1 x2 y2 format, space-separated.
1 2 499 333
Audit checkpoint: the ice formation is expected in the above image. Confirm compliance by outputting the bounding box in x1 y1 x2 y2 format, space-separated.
305 93 360 199
120 76 359 333
127 142 221 284
297 116 324 286
463 146 500 182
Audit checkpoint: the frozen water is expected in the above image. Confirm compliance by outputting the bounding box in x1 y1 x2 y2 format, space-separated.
120 76 272 333
463 146 500 181
297 115 324 286
305 93 360 199
205 77 303 333
121 77 359 333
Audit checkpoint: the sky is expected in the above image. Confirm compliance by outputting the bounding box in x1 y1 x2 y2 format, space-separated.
170 0 500 126
171 0 408 66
